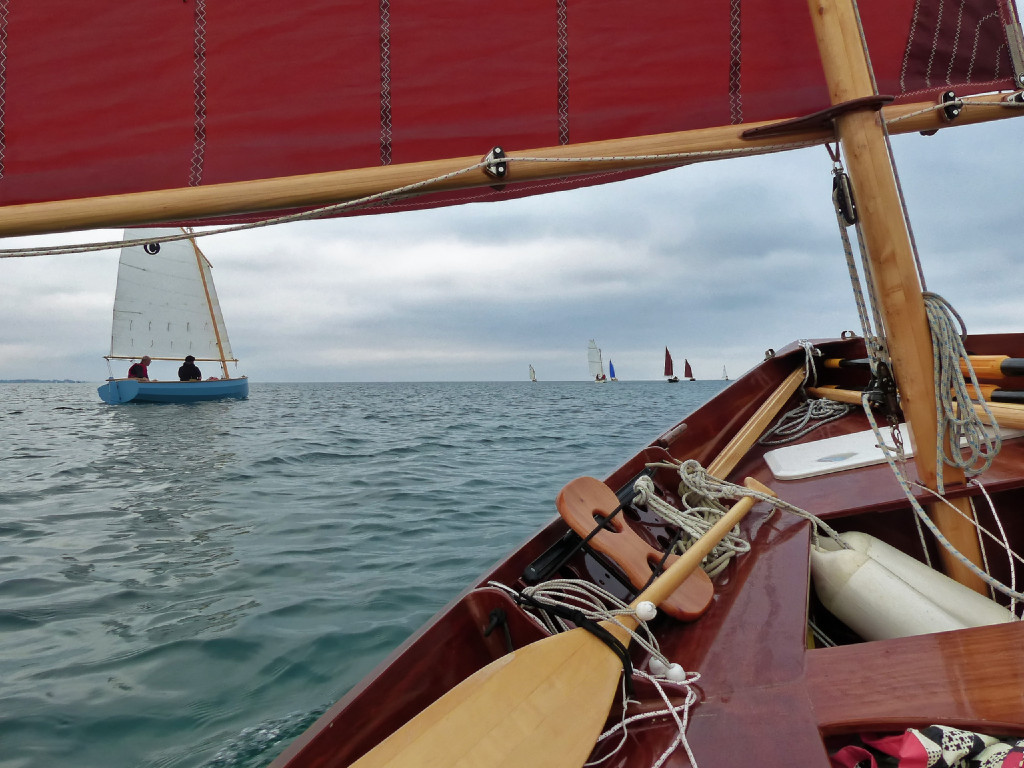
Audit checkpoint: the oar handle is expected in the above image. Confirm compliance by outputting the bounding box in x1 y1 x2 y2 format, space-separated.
823 356 1024 380
630 478 772 611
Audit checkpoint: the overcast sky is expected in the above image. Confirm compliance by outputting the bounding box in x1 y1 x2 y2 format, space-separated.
0 115 1020 383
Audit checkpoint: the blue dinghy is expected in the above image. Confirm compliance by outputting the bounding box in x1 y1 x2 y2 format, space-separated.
98 229 248 405
98 377 249 405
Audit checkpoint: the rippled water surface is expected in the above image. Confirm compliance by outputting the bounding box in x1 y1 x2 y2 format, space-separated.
0 380 726 768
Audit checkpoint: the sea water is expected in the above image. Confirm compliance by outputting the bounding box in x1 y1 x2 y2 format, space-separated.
0 380 726 768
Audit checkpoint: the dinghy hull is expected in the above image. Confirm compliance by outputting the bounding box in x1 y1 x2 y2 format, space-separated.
97 377 249 404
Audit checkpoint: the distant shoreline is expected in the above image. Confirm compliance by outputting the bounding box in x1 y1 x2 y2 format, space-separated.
0 379 84 384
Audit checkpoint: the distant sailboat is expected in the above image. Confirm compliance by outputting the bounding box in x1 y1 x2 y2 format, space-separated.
664 347 679 383
587 339 607 382
608 360 618 381
97 229 249 405
684 359 696 381
529 364 537 382
723 365 729 381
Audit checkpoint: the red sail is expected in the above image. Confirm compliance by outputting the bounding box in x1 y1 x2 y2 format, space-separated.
664 347 674 377
0 0 1017 219
684 359 695 379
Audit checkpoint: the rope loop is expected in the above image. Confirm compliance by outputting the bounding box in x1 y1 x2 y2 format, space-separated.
923 292 1001 492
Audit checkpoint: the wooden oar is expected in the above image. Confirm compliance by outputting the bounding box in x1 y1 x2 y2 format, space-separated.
808 385 1024 433
960 355 1024 379
809 383 1024 408
823 356 1024 384
963 383 1024 404
349 479 770 768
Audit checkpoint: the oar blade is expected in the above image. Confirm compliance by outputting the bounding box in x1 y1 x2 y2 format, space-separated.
349 626 625 768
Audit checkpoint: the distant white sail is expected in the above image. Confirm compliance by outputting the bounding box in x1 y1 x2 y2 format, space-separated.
587 339 605 379
109 228 234 363
529 364 537 382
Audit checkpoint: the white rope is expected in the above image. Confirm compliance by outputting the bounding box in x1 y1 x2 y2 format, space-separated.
758 398 851 445
632 475 748 578
971 481 1020 615
756 341 852 445
485 579 670 662
923 292 1001 492
799 339 822 389
826 141 1019 607
645 458 849 550
587 670 701 768
484 578 702 768
860 400 1024 603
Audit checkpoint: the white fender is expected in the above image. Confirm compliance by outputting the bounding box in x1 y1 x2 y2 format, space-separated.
811 532 1015 642
838 531 1015 627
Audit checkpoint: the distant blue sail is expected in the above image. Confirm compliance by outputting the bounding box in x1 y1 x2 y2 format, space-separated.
609 361 616 379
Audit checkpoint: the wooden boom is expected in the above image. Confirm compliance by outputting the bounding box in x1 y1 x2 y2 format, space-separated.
0 99 1016 238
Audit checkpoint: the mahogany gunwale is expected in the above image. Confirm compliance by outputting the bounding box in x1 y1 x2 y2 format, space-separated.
272 333 1024 768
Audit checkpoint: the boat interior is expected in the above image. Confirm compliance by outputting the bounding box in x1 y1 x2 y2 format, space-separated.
273 333 1024 767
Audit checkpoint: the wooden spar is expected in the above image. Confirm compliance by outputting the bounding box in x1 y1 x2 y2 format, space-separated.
0 98 1017 239
808 0 986 592
187 232 231 379
808 384 1024 430
707 367 805 479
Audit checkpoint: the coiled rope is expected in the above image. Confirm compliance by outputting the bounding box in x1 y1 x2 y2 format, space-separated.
641 459 849 551
759 340 852 445
632 474 748 578
923 291 1001 492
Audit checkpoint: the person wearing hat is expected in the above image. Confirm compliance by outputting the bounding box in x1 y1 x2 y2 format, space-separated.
178 355 202 382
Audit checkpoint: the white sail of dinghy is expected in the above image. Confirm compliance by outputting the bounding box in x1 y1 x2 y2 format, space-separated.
108 228 237 379
587 340 606 382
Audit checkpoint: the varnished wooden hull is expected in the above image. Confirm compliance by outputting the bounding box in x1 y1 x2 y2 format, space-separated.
271 335 1024 768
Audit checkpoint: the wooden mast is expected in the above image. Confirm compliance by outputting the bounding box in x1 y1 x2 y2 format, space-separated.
187 231 232 379
808 0 986 591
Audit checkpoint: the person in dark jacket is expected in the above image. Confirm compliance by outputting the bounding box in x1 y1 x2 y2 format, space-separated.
178 355 202 381
127 356 151 381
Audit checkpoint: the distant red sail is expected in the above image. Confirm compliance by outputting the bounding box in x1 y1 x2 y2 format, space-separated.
0 0 1016 219
684 359 694 379
664 347 674 377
